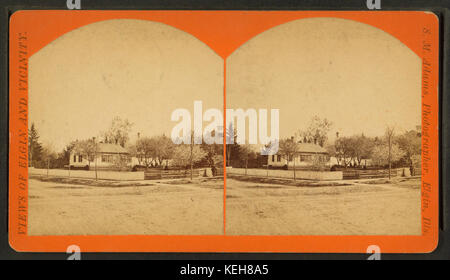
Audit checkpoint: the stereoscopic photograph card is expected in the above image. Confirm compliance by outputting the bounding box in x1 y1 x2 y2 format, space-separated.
9 10 439 253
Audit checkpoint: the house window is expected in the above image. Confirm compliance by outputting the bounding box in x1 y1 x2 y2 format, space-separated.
79 155 83 162
300 155 312 162
102 154 113 163
272 155 275 162
73 155 77 162
277 155 281 162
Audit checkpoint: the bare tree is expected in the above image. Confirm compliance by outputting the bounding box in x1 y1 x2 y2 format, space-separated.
74 138 99 180
261 140 278 177
334 137 354 167
342 134 374 167
385 126 395 180
396 130 421 176
153 135 175 167
279 137 299 180
172 138 206 180
41 143 57 177
112 154 131 171
201 132 223 174
103 116 133 147
353 134 374 167
238 144 256 175
297 116 333 147
129 137 156 167
129 135 176 168
225 122 237 166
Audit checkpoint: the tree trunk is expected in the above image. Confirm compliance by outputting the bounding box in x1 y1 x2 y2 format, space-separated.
30 144 33 167
388 136 392 180
68 157 71 178
245 158 248 175
409 158 415 176
190 141 193 180
293 156 296 181
47 158 49 177
95 155 98 181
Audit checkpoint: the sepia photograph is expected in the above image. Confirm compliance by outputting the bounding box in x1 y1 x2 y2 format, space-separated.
6 5 442 256
225 17 422 235
27 19 224 235
25 16 424 238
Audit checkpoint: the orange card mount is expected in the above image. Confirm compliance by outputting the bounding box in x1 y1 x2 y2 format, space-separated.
9 10 439 253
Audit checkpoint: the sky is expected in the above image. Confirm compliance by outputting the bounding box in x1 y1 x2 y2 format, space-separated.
227 17 422 144
29 17 421 151
29 19 223 151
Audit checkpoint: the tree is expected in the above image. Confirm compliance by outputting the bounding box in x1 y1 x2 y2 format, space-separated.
103 117 133 147
357 134 374 167
396 130 421 176
334 137 354 167
128 137 156 168
225 122 237 166
261 140 278 176
279 137 299 180
325 144 338 165
201 133 224 172
40 144 57 176
346 134 374 167
128 134 175 168
153 135 175 166
297 116 332 147
385 126 395 179
54 141 76 169
74 138 99 180
309 153 329 171
371 143 404 168
28 123 43 167
172 143 206 179
112 154 131 171
237 144 256 175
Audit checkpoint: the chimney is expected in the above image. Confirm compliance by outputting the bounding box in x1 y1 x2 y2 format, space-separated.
336 132 339 138
137 132 140 139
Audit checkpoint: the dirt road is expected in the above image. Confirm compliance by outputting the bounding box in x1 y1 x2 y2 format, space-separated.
29 176 421 236
28 178 223 235
225 177 421 235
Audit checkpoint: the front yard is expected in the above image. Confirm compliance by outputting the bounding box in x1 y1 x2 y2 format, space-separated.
28 177 223 235
225 177 421 235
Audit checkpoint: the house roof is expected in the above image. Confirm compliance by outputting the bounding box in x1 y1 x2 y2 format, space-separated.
296 143 327 154
97 143 128 154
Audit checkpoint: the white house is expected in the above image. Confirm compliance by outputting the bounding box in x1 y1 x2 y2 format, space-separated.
267 143 330 168
70 143 135 170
